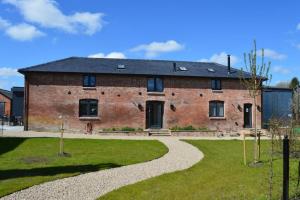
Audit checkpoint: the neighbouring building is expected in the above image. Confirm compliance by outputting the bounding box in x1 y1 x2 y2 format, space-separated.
0 89 12 118
262 87 293 128
11 87 24 125
19 57 263 133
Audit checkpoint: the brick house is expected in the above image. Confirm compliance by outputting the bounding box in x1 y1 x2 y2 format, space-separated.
0 89 12 118
19 57 262 132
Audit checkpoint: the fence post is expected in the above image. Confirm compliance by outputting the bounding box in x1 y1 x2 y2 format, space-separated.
283 135 289 200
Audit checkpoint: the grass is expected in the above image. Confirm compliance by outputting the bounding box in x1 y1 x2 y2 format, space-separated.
100 140 299 200
0 137 168 197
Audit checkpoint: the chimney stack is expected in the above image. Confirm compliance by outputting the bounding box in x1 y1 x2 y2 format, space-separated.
173 62 177 72
227 55 231 74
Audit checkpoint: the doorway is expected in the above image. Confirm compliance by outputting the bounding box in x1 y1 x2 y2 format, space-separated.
146 101 164 129
244 103 252 128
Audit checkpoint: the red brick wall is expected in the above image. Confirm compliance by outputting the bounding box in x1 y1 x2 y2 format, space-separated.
26 73 262 132
0 94 11 117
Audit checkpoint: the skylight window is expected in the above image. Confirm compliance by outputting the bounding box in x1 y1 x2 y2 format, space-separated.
207 68 215 73
117 64 126 69
179 66 188 71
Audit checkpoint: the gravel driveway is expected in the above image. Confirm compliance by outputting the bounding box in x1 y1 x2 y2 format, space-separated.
1 137 203 200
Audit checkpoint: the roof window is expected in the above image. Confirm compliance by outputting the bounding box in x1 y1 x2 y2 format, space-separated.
117 64 126 70
179 66 188 71
207 68 215 73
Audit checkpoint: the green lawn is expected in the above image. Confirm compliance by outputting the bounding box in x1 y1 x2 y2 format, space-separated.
0 137 168 197
100 140 299 200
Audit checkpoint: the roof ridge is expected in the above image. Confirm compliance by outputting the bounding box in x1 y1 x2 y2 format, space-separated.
79 56 218 65
18 57 76 73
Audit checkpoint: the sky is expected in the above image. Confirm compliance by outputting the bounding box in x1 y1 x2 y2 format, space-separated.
0 0 300 90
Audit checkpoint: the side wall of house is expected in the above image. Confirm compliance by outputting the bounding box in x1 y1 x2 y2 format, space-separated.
26 73 262 132
0 94 11 117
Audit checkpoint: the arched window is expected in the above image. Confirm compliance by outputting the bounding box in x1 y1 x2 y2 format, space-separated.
79 99 98 117
209 101 224 117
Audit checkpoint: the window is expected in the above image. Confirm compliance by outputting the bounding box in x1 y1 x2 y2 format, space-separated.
147 77 164 92
209 101 224 117
79 99 98 117
211 79 221 90
83 75 96 87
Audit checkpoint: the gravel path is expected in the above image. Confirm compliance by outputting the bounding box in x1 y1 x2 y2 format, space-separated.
1 138 203 200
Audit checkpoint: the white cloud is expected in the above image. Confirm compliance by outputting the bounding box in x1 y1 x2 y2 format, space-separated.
88 52 126 59
5 23 44 41
0 16 11 29
0 16 44 41
273 66 291 74
297 23 300 30
296 44 300 49
131 40 184 58
198 52 238 66
257 48 287 60
0 67 20 77
3 0 104 35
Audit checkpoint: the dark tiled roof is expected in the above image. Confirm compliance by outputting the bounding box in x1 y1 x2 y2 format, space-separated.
0 89 12 99
18 57 253 79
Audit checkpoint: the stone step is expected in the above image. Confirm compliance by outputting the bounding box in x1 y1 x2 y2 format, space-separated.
148 129 171 136
149 133 172 136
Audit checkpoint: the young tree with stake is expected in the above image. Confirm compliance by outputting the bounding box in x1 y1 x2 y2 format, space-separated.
240 40 271 164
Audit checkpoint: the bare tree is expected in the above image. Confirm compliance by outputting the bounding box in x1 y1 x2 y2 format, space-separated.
240 40 272 163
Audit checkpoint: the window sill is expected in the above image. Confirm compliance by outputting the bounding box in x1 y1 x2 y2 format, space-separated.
212 90 223 93
209 117 226 120
83 87 96 90
147 92 165 96
79 116 100 120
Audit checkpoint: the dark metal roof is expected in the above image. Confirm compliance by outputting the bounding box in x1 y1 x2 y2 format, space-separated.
262 86 293 92
0 89 12 99
18 57 253 79
11 87 24 92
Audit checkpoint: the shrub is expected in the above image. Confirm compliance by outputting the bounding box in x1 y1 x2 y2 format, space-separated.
120 127 136 132
170 125 209 131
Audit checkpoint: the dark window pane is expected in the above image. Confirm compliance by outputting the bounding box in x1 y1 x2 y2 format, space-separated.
211 80 216 89
147 78 155 91
83 75 96 87
217 102 224 117
209 101 224 117
83 76 89 87
79 99 98 117
211 79 221 90
156 78 163 92
79 102 88 116
89 76 96 87
147 77 164 92
216 80 221 90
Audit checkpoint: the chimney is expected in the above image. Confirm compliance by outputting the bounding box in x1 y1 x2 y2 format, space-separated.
173 62 177 72
227 55 231 74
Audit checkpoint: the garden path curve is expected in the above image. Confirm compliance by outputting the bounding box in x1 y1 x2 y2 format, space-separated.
1 138 203 200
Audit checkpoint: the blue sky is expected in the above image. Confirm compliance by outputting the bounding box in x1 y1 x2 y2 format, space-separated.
0 0 300 90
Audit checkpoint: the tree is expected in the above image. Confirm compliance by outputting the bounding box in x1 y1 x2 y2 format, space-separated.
289 77 299 90
240 40 272 164
275 81 289 88
290 77 300 121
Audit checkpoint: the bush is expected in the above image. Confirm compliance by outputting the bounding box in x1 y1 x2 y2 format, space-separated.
102 127 138 132
170 125 209 131
120 127 136 132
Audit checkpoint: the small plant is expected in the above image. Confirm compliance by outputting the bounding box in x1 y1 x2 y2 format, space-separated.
170 125 209 131
121 127 136 132
103 127 138 132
